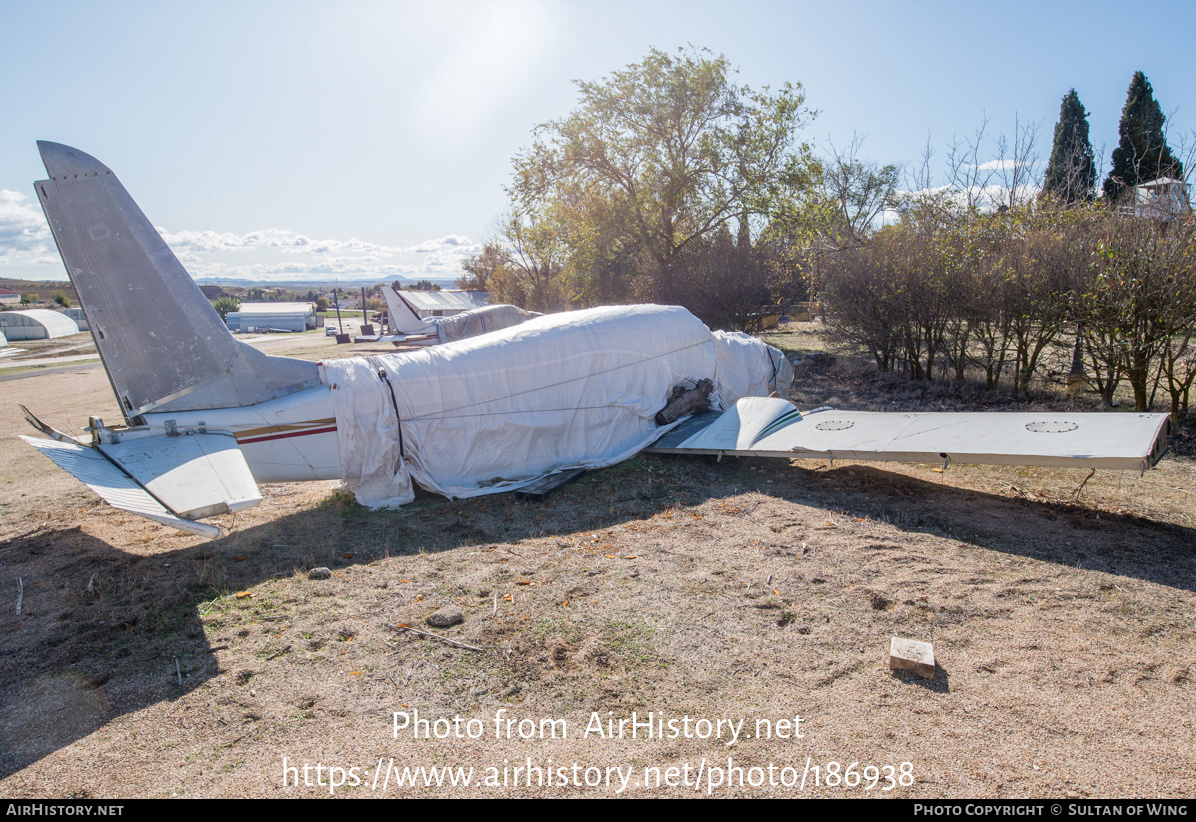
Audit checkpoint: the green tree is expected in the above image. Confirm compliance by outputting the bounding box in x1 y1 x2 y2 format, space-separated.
1103 72 1184 202
315 296 330 311
499 210 568 311
212 296 240 321
674 223 772 331
1080 215 1196 412
510 46 815 305
52 291 70 308
1042 89 1095 204
457 240 507 291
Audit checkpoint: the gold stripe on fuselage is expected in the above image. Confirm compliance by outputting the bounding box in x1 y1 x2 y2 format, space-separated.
234 418 337 440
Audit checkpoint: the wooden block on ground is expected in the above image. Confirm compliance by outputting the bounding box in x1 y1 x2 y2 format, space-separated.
514 468 587 502
889 636 935 678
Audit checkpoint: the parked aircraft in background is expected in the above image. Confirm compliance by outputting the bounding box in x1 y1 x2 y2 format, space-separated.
353 286 536 346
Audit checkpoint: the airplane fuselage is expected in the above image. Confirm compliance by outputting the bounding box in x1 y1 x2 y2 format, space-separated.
142 382 340 483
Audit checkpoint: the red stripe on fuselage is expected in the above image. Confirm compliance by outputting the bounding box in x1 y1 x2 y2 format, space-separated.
237 425 337 445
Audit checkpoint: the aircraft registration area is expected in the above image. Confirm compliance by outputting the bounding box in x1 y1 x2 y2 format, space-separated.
18 142 1173 541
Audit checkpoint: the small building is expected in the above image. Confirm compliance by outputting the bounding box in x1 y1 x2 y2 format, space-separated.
0 288 19 305
224 302 319 333
396 289 489 319
1118 177 1192 221
0 309 80 340
57 307 89 331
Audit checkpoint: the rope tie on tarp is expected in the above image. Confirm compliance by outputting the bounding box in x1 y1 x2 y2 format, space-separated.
369 357 405 459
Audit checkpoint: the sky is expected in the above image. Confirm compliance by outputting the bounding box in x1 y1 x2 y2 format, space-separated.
1 0 1193 285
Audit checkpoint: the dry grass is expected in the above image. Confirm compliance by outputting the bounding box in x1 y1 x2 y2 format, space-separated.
0 325 1193 798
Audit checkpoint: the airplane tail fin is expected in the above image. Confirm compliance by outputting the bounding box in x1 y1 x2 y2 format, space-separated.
34 141 318 422
382 284 433 334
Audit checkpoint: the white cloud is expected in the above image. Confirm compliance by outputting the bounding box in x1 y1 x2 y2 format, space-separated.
156 227 399 258
158 226 480 283
405 235 477 254
0 190 52 256
978 159 1020 172
0 199 478 283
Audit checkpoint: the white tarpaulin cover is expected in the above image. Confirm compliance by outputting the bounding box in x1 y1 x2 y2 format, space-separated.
712 330 793 402
324 304 791 507
433 305 541 343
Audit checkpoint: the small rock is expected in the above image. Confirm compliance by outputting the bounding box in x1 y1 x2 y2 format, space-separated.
427 608 464 628
308 567 332 580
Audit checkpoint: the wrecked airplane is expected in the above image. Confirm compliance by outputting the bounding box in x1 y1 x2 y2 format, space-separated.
18 142 1172 539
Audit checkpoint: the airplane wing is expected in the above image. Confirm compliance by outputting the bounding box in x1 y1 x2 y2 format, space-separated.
646 397 1172 471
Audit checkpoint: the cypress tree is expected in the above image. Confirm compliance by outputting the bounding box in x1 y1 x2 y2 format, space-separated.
1103 72 1184 202
1041 90 1095 204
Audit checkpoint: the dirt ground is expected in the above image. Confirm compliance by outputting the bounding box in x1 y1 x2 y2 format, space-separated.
0 326 1193 798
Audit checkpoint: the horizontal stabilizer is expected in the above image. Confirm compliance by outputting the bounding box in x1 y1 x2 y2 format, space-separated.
20 436 222 538
98 431 262 520
647 400 1172 471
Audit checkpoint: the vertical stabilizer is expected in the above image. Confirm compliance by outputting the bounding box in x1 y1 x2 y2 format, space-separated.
383 283 433 333
34 141 318 421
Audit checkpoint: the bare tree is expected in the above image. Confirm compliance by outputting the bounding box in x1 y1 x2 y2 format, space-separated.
905 132 936 194
819 132 901 250
944 114 997 209
991 114 1042 211
1079 214 1194 411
